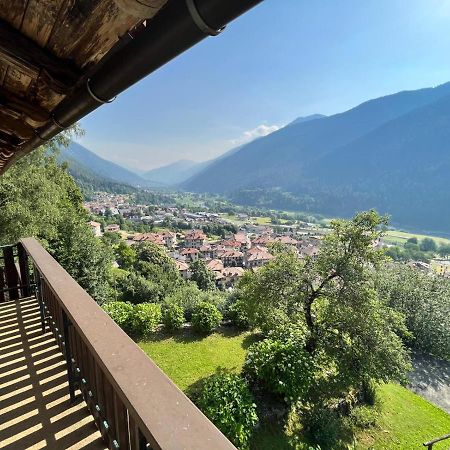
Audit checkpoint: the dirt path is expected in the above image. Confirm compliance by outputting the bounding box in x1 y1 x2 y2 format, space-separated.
408 351 450 413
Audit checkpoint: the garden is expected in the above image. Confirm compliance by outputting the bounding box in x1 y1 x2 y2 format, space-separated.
102 212 450 449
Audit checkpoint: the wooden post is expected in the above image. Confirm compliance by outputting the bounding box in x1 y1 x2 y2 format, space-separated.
0 266 5 302
17 243 30 297
3 246 19 300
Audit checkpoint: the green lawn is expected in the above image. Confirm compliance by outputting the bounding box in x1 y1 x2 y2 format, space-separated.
384 230 450 246
138 328 258 393
357 383 450 450
139 329 450 449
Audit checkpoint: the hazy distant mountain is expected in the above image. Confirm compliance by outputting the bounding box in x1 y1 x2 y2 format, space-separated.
287 114 326 126
142 159 210 185
61 142 161 188
183 82 450 233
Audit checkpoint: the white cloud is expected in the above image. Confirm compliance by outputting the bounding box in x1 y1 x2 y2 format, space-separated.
230 123 281 146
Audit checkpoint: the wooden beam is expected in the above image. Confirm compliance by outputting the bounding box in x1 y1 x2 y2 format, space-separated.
0 130 22 147
0 85 50 127
0 110 35 140
0 18 81 93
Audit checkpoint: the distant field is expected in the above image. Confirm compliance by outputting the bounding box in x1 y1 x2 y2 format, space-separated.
384 230 450 246
139 329 450 450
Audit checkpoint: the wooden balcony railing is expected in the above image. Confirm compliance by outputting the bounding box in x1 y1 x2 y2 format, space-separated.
3 237 235 450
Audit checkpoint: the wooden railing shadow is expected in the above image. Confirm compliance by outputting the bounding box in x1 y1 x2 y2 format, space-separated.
0 298 105 450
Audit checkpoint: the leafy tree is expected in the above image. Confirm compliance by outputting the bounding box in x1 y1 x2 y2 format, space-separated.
115 241 137 270
101 231 121 246
135 241 176 270
406 237 418 245
376 264 450 360
117 272 160 304
419 237 437 252
438 243 450 258
240 211 411 403
164 282 204 320
49 217 112 303
135 260 181 301
243 332 315 403
0 127 112 303
189 259 216 291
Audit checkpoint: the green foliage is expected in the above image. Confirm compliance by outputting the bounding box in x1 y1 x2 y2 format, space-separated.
49 217 113 303
361 379 378 406
135 241 176 269
191 302 222 334
376 264 450 360
115 241 137 270
162 303 185 331
240 211 411 407
243 335 315 403
103 301 161 337
302 405 342 449
164 282 204 320
228 298 250 329
347 405 379 430
189 259 216 291
131 303 162 337
419 237 437 252
0 129 112 304
117 272 160 304
102 301 134 334
135 260 182 302
197 372 258 449
101 231 121 246
438 243 450 257
164 282 225 321
238 250 302 333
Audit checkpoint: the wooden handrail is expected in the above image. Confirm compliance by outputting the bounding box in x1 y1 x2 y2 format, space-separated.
20 237 235 450
423 433 450 449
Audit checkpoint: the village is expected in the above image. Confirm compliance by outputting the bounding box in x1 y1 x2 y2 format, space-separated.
85 192 323 289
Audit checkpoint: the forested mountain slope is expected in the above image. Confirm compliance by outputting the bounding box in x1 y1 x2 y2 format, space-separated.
183 82 450 232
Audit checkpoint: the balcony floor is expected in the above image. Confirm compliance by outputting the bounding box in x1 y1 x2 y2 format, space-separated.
0 297 106 450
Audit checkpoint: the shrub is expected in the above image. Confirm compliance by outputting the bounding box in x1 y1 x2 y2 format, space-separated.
131 303 161 337
162 303 185 331
102 301 134 333
228 299 250 329
165 282 203 320
361 379 377 406
303 405 341 449
243 337 314 403
347 405 378 429
197 373 258 449
191 302 222 334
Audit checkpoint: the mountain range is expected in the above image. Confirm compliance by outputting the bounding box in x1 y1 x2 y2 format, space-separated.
183 82 450 233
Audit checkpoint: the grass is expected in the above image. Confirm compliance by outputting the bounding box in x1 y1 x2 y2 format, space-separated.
138 327 258 393
356 383 450 449
384 230 450 246
139 329 450 449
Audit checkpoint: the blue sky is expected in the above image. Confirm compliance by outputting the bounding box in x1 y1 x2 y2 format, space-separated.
79 0 450 171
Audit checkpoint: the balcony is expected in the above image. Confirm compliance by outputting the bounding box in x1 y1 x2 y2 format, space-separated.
0 238 235 450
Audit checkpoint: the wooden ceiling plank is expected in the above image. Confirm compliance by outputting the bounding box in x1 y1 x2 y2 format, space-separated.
0 18 80 93
47 0 139 67
21 0 66 48
0 85 50 127
0 0 28 29
0 110 35 140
